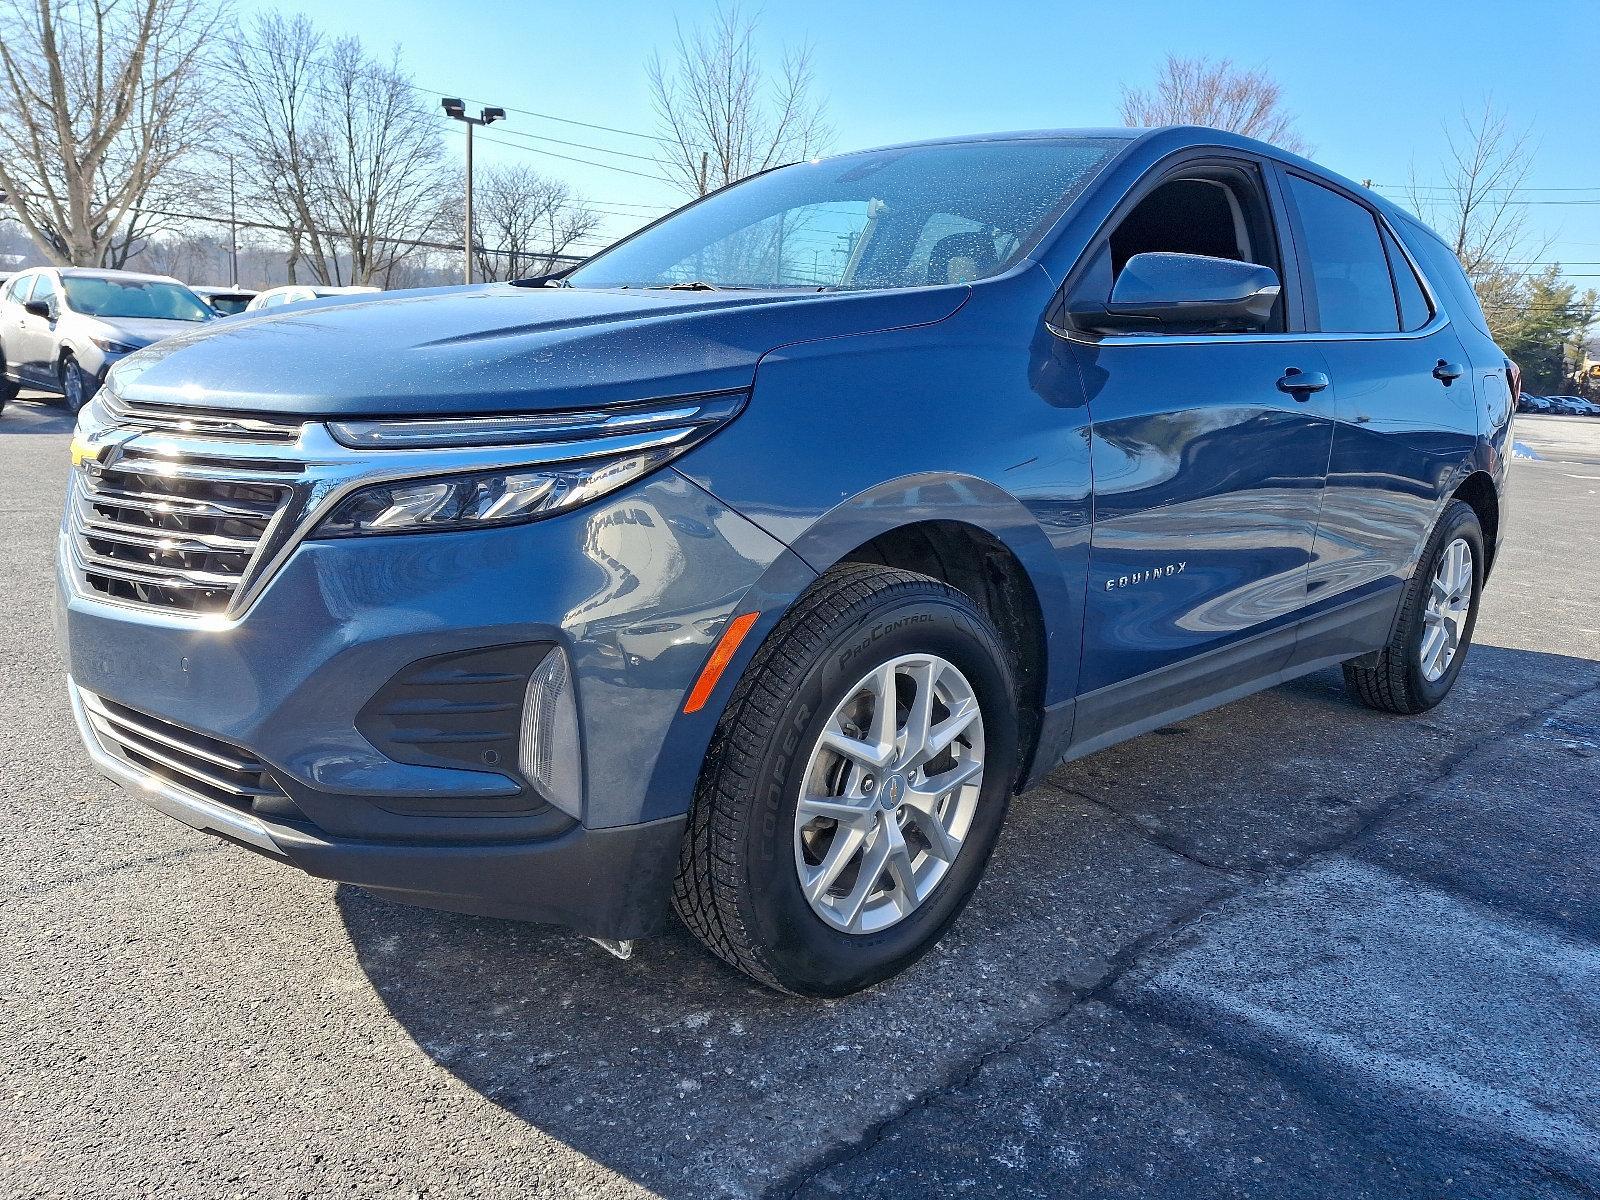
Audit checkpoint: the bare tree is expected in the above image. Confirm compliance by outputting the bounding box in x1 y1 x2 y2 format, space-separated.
1405 102 1549 338
1119 54 1308 154
0 0 227 266
223 12 326 284
455 163 600 281
225 14 452 286
648 2 831 197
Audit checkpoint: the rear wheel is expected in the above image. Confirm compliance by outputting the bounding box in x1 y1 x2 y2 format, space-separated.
0 345 18 409
673 564 1020 996
1343 499 1485 714
59 353 93 414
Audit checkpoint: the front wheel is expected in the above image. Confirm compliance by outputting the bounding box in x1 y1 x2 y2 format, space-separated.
1343 498 1485 714
59 354 94 414
674 564 1020 996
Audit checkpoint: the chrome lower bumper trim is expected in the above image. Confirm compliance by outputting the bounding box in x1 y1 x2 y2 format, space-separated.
67 678 281 855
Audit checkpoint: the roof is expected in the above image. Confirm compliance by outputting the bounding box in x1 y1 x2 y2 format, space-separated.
52 267 184 285
844 124 1399 219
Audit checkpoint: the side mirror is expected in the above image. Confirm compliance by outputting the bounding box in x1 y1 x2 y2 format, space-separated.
23 299 52 319
1077 252 1280 335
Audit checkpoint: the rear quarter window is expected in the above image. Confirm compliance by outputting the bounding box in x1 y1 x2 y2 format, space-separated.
1393 216 1493 340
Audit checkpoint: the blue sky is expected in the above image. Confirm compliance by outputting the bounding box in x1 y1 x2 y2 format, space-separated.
244 0 1600 285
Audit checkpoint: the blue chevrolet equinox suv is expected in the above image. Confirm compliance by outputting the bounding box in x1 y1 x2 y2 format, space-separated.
59 128 1513 996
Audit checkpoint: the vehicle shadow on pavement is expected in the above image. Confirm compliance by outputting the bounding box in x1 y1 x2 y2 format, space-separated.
2 399 76 435
337 642 1600 1199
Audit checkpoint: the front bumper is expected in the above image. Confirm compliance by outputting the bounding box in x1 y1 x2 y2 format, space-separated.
67 677 686 935
60 464 796 937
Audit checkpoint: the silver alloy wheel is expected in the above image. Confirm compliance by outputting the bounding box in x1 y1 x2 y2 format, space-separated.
63 360 85 411
1420 537 1474 682
793 653 985 935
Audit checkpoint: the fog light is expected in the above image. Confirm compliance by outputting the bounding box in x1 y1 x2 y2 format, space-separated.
520 647 582 818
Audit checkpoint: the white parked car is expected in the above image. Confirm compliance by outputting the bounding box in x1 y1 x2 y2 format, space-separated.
244 285 380 313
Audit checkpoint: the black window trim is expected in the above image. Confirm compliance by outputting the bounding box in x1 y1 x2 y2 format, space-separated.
1051 147 1310 346
1273 164 1449 342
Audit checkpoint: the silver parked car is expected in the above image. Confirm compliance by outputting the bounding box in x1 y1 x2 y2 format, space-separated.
0 268 216 413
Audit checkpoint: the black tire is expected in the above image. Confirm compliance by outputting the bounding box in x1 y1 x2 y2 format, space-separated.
59 354 93 414
0 345 19 406
1343 499 1485 714
673 564 1020 997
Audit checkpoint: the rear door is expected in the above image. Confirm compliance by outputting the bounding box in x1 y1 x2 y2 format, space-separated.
1058 154 1336 751
1276 171 1478 658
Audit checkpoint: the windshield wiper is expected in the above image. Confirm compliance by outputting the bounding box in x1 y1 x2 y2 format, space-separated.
646 280 722 291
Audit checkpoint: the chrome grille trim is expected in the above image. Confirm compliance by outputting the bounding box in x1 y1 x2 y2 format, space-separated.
99 390 305 442
70 441 295 614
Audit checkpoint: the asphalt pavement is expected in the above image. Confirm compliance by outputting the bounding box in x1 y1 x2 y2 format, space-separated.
2 396 1597 1199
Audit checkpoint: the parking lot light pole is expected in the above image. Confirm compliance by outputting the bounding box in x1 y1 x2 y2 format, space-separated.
440 99 506 285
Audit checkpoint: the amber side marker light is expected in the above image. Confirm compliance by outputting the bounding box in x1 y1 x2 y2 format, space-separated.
683 611 761 714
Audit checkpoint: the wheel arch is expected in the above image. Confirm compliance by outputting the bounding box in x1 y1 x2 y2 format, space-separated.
1450 470 1500 574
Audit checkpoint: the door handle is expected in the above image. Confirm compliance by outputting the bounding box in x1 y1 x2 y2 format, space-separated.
1276 368 1330 399
1433 360 1465 386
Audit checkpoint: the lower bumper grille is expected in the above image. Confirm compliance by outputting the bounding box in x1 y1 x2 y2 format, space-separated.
81 690 301 821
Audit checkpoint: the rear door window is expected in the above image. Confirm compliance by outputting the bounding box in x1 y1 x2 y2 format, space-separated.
1285 175 1399 334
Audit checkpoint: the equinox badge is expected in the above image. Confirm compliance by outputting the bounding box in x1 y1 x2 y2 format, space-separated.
1106 562 1187 591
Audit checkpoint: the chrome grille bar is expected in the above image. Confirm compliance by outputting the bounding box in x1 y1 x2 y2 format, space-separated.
99 390 305 443
70 435 296 615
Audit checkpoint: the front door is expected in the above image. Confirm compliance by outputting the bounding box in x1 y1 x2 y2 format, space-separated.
17 273 60 383
1051 158 1335 753
1068 337 1333 749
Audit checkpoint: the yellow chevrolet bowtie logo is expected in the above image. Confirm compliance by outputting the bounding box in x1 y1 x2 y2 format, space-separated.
69 435 99 467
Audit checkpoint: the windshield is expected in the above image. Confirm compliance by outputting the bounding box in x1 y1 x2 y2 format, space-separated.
568 139 1119 292
207 295 252 316
61 277 214 323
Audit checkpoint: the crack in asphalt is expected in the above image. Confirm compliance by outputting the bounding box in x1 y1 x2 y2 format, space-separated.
10 842 212 903
768 672 1600 1199
1053 784 1255 879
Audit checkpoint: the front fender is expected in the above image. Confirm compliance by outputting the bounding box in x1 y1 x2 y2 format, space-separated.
641 469 1082 824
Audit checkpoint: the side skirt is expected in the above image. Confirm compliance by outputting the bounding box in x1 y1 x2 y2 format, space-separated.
1024 585 1403 783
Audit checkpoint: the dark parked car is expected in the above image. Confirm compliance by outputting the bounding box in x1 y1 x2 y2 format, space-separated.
192 286 259 317
58 127 1512 996
1 268 215 413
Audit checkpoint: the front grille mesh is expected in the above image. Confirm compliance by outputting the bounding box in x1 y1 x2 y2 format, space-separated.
71 446 298 614
81 690 297 819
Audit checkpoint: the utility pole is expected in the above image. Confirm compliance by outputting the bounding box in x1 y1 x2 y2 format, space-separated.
464 124 474 283
441 99 506 284
228 159 239 288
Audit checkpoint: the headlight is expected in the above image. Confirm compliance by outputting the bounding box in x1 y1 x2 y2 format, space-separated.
310 392 744 538
91 337 139 355
314 452 671 537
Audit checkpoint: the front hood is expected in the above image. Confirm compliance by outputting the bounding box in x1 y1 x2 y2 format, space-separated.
89 316 213 347
109 284 968 417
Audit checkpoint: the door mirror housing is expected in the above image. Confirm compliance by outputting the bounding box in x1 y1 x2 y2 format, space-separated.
1075 252 1280 336
23 299 52 319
